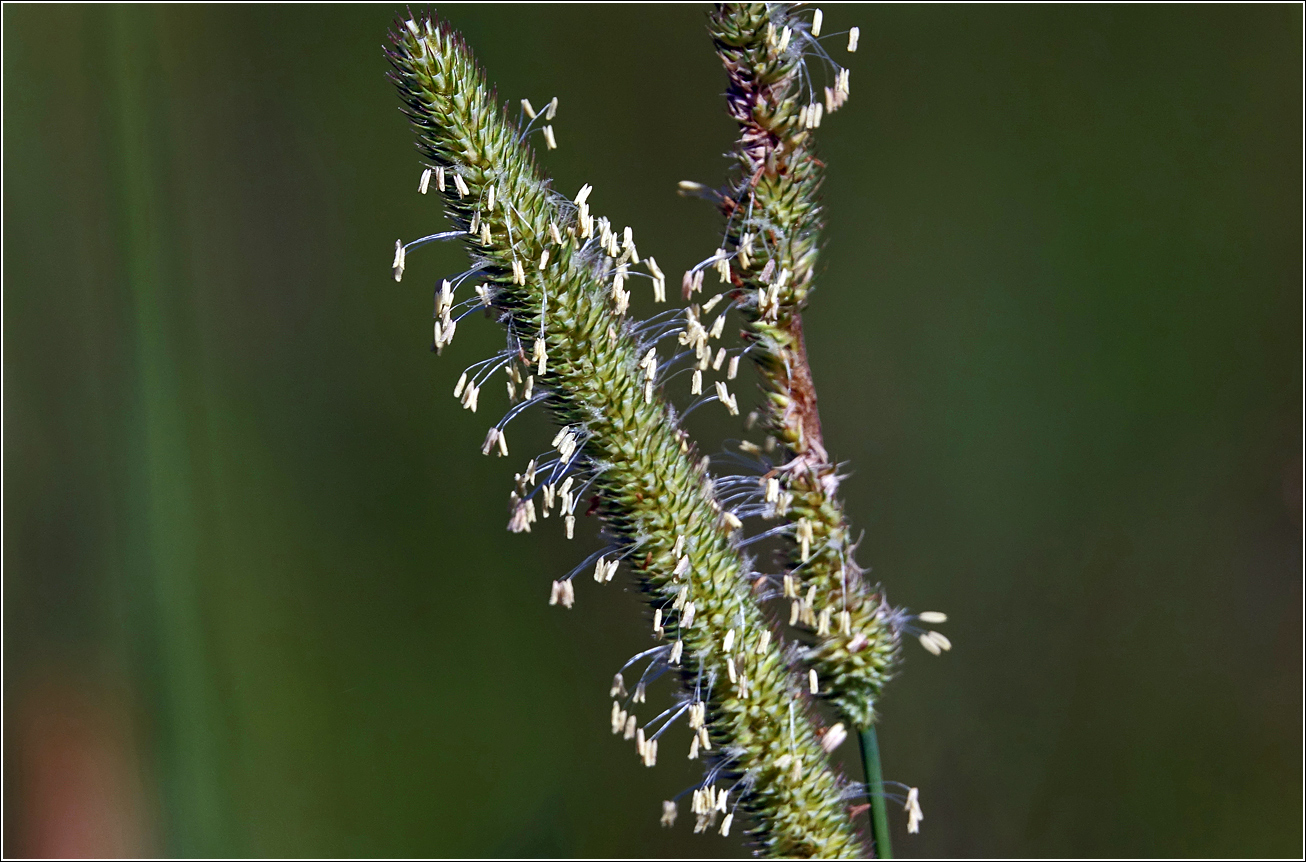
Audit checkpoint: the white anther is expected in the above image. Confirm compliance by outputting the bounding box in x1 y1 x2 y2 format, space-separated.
812 8 823 36
575 183 592 206
906 787 923 834
756 629 771 655
622 226 639 263
681 601 696 629
419 168 432 194
611 700 624 732
461 382 480 412
691 369 702 395
722 629 735 652
543 125 557 149
454 371 468 398
486 184 496 211
847 26 859 52
544 96 558 120
549 222 563 245
778 26 791 52
709 312 727 340
821 722 847 753
723 511 742 530
727 355 740 380
918 611 948 624
809 669 819 694
392 240 405 282
453 173 469 198
661 800 677 828
534 338 547 376
435 166 445 192
669 639 683 665
817 608 831 636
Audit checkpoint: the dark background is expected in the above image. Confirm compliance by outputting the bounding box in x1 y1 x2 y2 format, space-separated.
4 3 1301 858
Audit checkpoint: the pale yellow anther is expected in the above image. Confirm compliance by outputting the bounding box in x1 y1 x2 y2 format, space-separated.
821 722 847 753
906 787 924 833
660 801 677 828
392 240 406 282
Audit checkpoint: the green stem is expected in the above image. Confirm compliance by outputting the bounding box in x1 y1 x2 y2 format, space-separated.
859 724 892 859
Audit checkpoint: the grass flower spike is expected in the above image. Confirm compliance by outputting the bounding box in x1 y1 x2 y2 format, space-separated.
707 1 910 734
387 13 864 856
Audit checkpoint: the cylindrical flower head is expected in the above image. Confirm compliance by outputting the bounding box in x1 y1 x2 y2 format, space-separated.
707 2 902 729
388 13 862 857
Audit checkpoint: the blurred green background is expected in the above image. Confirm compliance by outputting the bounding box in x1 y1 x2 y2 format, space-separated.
4 3 1300 858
